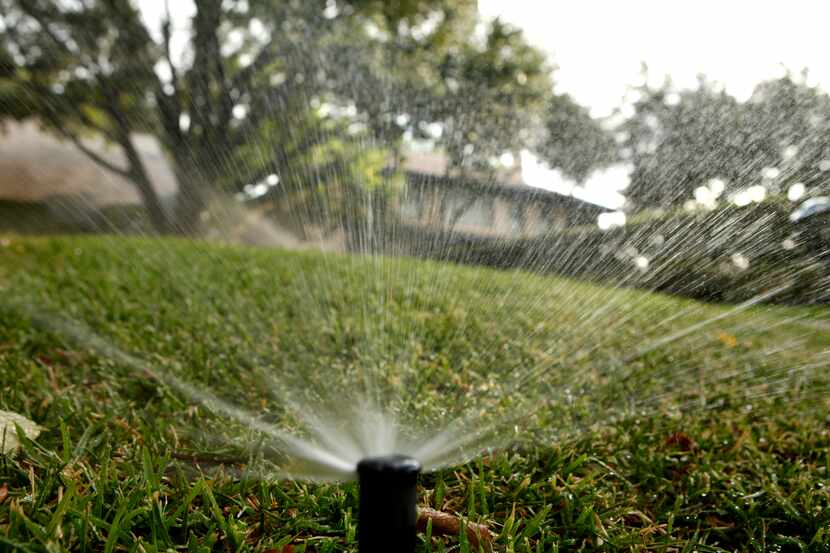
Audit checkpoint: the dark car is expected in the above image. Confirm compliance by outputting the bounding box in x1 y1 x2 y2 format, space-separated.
789 196 830 223
790 196 830 259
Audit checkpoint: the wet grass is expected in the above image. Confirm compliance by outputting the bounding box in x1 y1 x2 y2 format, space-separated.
0 235 828 552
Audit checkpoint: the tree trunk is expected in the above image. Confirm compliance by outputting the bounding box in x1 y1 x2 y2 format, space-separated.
153 105 207 236
170 155 207 236
121 138 172 234
102 85 174 235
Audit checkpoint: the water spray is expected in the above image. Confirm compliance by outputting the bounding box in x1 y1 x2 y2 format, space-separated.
357 455 421 553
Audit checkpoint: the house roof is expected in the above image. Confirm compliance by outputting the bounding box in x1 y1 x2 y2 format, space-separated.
405 170 609 214
401 148 524 186
400 149 607 214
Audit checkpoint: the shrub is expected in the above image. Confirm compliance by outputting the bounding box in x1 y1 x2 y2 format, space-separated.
392 202 830 305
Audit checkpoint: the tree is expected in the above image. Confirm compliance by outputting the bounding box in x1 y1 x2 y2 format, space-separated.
227 0 478 239
0 0 454 234
536 93 618 183
0 0 173 232
1 0 602 239
317 9 554 177
430 18 553 175
619 76 764 208
746 72 830 195
307 0 478 154
617 69 830 210
315 11 619 234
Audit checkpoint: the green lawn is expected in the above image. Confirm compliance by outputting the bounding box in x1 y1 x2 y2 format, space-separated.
0 235 828 552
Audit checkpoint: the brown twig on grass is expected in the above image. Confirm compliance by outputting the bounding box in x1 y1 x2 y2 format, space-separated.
417 507 495 550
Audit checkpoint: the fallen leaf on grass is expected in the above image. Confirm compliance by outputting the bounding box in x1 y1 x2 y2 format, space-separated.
0 410 43 455
417 507 494 550
622 510 653 526
665 431 698 451
717 331 738 348
705 515 735 528
262 546 293 553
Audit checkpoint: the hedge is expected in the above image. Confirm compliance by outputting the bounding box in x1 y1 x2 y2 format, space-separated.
390 202 830 305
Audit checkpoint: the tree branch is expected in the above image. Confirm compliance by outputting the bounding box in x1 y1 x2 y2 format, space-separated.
16 2 75 58
153 3 185 146
75 108 120 142
160 1 181 103
230 44 275 92
49 118 131 178
4 19 131 179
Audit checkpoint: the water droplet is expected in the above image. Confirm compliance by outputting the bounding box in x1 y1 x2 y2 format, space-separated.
232 104 248 119
597 211 626 230
238 53 253 68
323 0 339 19
708 178 726 196
731 253 750 270
761 167 781 180
270 72 287 86
788 182 806 201
665 92 681 106
179 113 191 131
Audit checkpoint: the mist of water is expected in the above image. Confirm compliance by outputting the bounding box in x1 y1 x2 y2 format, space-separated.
1 3 829 482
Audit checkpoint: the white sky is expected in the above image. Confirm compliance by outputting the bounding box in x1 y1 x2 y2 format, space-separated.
479 0 830 209
478 0 830 117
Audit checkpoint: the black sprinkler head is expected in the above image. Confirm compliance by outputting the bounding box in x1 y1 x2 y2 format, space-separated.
357 454 421 553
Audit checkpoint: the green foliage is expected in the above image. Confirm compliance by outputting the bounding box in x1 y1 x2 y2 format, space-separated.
0 0 586 235
418 201 830 305
431 19 553 173
0 0 156 131
313 6 566 176
750 72 830 192
233 105 399 227
0 0 177 232
620 76 749 207
310 0 479 146
620 69 830 208
537 93 618 183
0 0 404 233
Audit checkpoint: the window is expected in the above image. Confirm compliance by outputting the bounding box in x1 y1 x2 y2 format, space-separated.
510 203 526 235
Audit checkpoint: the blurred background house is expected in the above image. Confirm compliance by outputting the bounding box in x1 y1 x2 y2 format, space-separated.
400 151 606 238
1 121 605 243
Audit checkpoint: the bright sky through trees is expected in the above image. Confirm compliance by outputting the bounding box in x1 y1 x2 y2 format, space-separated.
479 0 830 117
479 0 830 209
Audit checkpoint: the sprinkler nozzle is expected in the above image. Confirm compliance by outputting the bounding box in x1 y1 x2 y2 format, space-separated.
357 454 421 553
